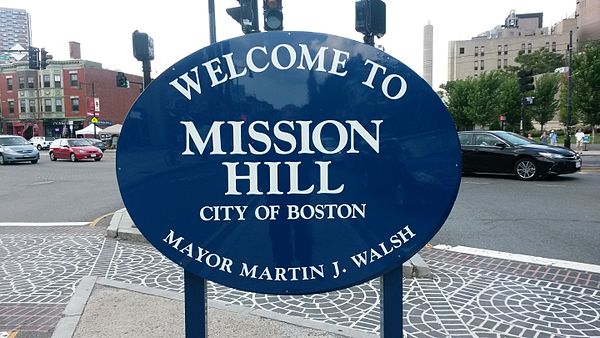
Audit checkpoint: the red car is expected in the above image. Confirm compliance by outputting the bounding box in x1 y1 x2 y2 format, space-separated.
49 138 103 162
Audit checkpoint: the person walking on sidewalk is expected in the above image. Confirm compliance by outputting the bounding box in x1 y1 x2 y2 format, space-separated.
575 128 585 154
540 131 548 144
549 130 558 146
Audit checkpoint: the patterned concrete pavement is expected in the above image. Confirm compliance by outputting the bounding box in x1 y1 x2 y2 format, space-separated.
1 226 599 337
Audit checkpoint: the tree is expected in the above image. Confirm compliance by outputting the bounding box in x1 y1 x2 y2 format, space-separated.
572 41 600 139
515 48 566 75
530 73 560 131
442 79 476 130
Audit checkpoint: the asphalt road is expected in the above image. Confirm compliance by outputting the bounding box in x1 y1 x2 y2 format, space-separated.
1 150 599 265
0 150 122 223
432 170 600 265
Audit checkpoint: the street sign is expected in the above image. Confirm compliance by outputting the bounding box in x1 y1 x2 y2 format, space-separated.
87 112 100 116
117 31 461 295
91 117 98 124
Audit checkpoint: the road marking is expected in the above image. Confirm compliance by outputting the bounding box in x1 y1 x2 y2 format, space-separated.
535 184 567 188
0 222 90 227
433 244 600 274
462 181 490 185
32 180 54 185
89 212 115 227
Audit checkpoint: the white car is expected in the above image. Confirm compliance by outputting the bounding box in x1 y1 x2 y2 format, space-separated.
30 136 55 150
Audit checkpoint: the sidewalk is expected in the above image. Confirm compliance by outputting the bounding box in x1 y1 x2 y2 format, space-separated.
46 210 600 337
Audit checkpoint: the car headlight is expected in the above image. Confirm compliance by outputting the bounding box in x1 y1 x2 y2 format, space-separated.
78 149 86 153
539 152 565 159
2 148 18 155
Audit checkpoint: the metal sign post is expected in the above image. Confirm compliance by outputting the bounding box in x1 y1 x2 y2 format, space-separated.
184 271 207 338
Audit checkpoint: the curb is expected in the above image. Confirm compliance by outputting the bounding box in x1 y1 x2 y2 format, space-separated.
106 209 431 279
52 277 377 338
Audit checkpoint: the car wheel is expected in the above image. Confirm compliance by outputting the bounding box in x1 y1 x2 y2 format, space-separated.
70 153 77 162
31 159 38 164
0 154 5 165
36 144 42 150
514 158 537 180
49 152 57 161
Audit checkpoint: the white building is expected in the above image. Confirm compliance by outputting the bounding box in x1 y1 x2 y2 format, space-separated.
447 10 577 81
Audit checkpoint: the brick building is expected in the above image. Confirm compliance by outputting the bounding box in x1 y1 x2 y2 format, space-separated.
0 59 142 138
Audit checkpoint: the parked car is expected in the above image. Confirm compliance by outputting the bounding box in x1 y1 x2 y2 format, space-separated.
86 138 107 151
0 135 40 164
458 130 581 180
29 136 55 150
49 138 103 162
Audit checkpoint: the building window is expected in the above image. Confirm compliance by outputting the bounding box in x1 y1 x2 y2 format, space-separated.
552 41 556 52
474 61 478 71
498 45 502 55
70 73 79 87
480 60 485 70
6 77 12 90
497 59 502 69
55 98 63 112
18 77 25 89
54 75 61 88
480 46 485 56
27 76 34 89
43 74 51 88
20 99 26 113
474 46 479 56
29 99 35 113
44 99 52 112
8 100 14 114
504 59 508 68
459 47 464 54
521 43 526 51
71 97 80 111
527 43 532 54
504 44 508 55
545 41 550 50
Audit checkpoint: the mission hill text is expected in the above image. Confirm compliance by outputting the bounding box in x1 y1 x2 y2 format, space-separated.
168 42 410 222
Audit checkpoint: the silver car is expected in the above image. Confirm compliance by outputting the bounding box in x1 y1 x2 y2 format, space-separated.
0 135 40 164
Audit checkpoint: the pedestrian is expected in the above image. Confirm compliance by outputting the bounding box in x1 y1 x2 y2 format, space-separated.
540 131 548 144
549 129 558 146
527 133 534 140
575 128 585 154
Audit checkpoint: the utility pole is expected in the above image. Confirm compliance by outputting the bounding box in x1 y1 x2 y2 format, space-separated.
565 30 573 149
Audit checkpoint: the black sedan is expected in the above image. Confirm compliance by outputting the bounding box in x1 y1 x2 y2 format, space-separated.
458 131 582 180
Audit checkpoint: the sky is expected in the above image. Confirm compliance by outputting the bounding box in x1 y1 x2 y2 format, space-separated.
0 0 576 89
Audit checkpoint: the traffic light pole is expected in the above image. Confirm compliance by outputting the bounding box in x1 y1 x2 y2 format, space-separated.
92 82 97 139
208 0 217 44
565 30 573 149
142 60 152 90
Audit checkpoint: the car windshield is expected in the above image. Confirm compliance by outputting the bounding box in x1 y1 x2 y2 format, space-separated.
68 139 92 147
495 131 536 146
46 137 55 141
0 137 30 146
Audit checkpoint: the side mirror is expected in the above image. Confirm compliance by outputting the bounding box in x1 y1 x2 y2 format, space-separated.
495 142 507 148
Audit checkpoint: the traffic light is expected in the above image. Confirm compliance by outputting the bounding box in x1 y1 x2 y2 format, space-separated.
132 30 154 62
40 48 52 69
518 69 534 92
227 0 259 34
28 47 39 70
116 72 129 88
263 0 283 31
355 0 386 38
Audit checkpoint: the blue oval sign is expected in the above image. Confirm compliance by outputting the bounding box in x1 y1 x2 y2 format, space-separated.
117 31 461 295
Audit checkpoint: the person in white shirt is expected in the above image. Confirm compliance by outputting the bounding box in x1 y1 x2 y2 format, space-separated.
575 128 585 154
